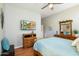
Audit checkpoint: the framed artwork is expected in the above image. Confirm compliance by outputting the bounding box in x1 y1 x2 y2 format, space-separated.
20 20 36 30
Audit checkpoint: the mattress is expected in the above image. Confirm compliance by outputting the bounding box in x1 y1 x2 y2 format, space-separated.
33 37 79 56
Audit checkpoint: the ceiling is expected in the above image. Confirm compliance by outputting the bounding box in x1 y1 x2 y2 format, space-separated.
6 3 79 19
41 3 79 19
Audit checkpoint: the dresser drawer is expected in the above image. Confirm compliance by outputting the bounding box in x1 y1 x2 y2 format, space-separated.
23 39 34 48
24 40 33 44
24 39 34 42
24 42 34 48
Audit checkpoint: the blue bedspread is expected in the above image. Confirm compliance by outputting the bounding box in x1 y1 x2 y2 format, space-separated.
33 37 79 56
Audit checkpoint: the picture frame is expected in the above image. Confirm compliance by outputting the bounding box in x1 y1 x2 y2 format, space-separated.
20 20 36 30
59 20 72 35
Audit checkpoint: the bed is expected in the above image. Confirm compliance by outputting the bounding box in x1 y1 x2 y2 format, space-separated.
33 37 79 56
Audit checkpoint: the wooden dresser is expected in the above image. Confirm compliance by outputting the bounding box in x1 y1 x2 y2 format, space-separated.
23 33 36 48
54 34 77 40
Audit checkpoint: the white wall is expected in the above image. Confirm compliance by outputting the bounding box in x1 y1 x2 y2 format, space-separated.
43 5 79 35
3 4 42 48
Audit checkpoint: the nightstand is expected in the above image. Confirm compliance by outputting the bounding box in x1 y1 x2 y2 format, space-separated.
23 33 36 48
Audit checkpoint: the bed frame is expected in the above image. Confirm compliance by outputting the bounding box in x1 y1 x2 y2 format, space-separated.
34 50 42 56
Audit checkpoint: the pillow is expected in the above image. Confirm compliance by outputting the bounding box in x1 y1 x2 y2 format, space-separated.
64 32 66 35
72 38 79 46
64 32 69 35
76 43 79 52
72 38 79 52
1 37 10 51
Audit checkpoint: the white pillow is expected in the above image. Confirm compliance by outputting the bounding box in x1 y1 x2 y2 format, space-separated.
76 43 79 52
72 38 79 46
72 38 79 52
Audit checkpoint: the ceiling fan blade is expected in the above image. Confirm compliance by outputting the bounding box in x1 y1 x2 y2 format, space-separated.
53 3 63 4
41 3 63 10
41 4 49 9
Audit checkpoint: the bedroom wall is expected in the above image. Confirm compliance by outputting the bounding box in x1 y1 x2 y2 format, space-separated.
0 4 3 54
43 5 79 35
3 4 42 48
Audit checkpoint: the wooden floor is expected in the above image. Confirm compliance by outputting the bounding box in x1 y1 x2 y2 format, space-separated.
15 47 34 56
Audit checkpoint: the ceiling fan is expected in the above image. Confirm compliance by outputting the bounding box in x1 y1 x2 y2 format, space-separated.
41 3 63 10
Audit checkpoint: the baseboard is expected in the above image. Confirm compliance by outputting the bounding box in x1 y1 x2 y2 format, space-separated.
15 45 23 49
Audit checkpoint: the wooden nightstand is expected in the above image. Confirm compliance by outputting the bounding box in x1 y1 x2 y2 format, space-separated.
23 33 36 48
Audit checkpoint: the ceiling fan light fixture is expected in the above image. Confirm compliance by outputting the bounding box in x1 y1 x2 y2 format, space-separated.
48 4 53 9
